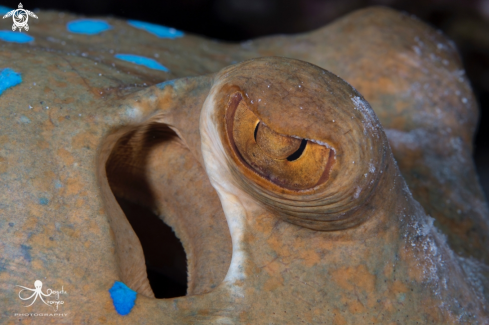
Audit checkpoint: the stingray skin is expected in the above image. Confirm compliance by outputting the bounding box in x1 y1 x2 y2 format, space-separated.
0 6 487 324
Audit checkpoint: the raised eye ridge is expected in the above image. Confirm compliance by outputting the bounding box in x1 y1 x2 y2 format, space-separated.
202 57 388 230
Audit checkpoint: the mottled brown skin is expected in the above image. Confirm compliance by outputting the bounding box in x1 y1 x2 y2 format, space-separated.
6 5 485 263
249 9 489 264
0 6 488 325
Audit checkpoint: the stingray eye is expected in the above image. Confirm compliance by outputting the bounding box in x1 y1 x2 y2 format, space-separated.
227 94 334 191
209 58 387 230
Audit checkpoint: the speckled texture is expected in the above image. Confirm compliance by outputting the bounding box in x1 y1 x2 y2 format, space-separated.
0 6 487 324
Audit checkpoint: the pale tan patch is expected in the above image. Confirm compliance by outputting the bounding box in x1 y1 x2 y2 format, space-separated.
72 130 99 150
41 119 55 133
330 264 376 292
301 249 320 267
266 235 289 257
75 198 85 208
0 135 9 145
48 77 68 88
57 148 75 166
104 296 114 312
27 203 43 218
36 140 50 149
390 280 408 294
63 97 75 104
263 275 284 291
399 246 425 283
262 259 282 277
32 260 43 270
31 170 55 192
0 156 7 174
64 177 84 196
422 297 443 323
381 299 395 313
63 226 80 239
383 262 393 277
29 233 56 249
332 309 346 325
349 299 367 314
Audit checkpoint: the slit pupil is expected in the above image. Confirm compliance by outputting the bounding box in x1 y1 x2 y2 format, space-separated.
286 139 307 161
254 122 259 141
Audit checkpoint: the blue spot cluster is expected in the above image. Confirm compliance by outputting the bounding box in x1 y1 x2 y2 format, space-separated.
109 281 137 316
115 54 169 72
39 197 49 205
0 5 12 15
127 20 184 39
0 31 34 43
67 19 112 35
0 68 22 96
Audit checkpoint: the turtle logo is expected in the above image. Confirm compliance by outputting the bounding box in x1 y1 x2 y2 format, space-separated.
2 3 38 32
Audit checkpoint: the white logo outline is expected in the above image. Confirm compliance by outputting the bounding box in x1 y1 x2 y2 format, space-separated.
2 3 38 32
16 280 66 311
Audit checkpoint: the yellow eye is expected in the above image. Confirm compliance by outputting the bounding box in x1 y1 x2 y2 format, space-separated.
212 58 387 230
226 93 335 191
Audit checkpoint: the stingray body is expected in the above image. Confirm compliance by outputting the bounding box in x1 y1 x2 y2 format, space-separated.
0 6 488 324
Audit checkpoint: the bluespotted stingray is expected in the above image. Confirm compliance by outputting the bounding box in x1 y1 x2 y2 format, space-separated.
0 6 487 324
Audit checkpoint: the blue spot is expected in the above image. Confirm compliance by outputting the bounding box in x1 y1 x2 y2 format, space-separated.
19 115 31 124
0 6 13 15
39 197 49 205
9 222 14 227
0 31 34 43
156 79 176 89
54 180 63 189
0 68 22 96
0 258 6 272
67 19 112 35
109 281 137 316
115 54 169 72
127 20 184 39
20 244 32 263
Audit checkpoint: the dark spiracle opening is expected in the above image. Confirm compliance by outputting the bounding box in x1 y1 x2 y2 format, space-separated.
115 198 187 298
105 124 188 298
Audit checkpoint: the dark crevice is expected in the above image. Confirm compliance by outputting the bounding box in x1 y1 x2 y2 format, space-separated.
115 197 188 299
105 123 189 299
254 122 259 141
286 139 307 161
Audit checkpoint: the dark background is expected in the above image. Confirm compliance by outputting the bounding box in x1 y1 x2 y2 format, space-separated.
1 0 487 196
